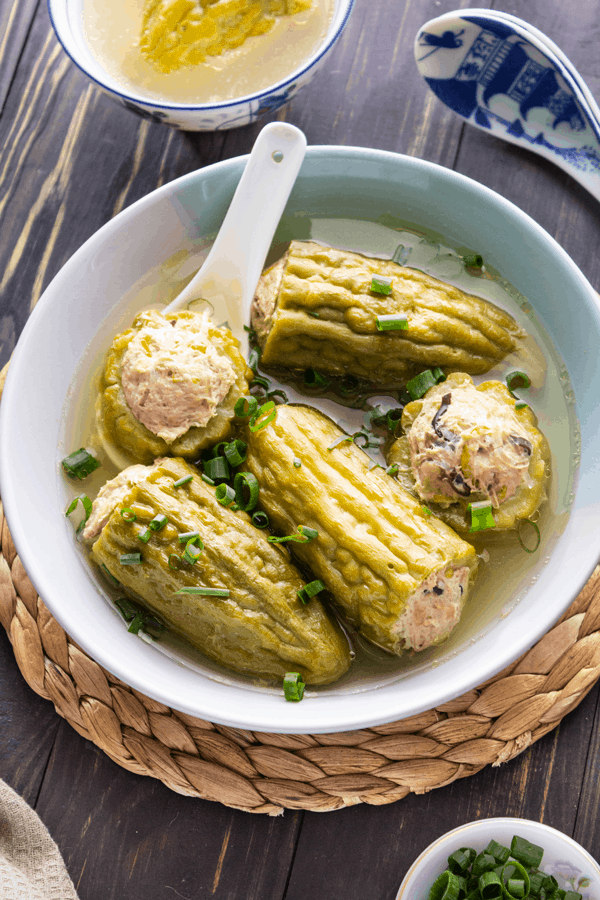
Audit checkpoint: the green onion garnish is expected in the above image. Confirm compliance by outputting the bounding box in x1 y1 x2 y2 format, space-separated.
65 494 93 534
406 369 440 400
182 538 203 565
175 587 230 597
224 439 247 467
464 253 483 268
149 513 168 531
293 457 302 468
368 405 387 427
327 434 353 450
514 399 528 410
370 274 393 295
376 314 408 331
506 370 531 392
387 408 404 434
120 508 136 522
250 375 270 391
422 506 433 516
500 860 530 898
303 368 330 389
61 448 100 480
266 389 289 404
168 554 182 570
339 374 360 395
234 396 259 419
428 870 461 900
120 553 142 565
297 580 325 604
432 367 446 384
484 841 509 865
173 474 193 488
468 501 495 533
204 456 230 482
215 483 236 507
307 310 320 318
201 474 215 485
248 347 261 372
283 672 305 701
100 563 119 585
385 464 399 477
233 472 259 512
138 528 152 544
178 531 200 543
115 597 165 637
479 870 502 898
268 525 317 544
516 518 541 553
251 511 269 529
249 400 277 432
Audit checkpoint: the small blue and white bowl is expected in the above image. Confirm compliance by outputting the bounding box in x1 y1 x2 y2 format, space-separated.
47 0 354 131
397 818 600 900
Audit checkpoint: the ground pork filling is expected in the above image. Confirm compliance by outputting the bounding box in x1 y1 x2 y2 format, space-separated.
392 566 469 652
251 257 286 342
121 312 236 443
409 387 533 507
81 463 156 542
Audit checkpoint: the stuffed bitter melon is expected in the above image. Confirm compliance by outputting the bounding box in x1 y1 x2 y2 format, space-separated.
386 373 550 533
251 241 524 384
243 404 479 654
97 309 252 466
88 457 351 684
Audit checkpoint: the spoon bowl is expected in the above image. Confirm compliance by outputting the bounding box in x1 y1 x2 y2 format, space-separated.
415 9 600 203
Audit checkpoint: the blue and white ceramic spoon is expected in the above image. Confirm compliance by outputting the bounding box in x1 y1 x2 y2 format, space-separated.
414 9 600 203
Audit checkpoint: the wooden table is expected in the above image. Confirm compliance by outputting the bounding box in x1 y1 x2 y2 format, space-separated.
1 0 600 897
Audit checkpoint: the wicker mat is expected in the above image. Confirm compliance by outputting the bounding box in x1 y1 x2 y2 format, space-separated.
1 365 600 814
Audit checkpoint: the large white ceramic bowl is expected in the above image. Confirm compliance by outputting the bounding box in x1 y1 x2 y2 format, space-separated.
396 818 600 899
1 147 600 733
47 0 354 130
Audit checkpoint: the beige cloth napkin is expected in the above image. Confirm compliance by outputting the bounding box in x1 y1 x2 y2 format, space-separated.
0 780 79 900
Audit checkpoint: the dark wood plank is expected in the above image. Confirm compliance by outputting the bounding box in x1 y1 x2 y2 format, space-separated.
0 0 40 114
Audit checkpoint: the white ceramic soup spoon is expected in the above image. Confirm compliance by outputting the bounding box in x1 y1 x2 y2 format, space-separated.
414 9 600 203
163 120 307 354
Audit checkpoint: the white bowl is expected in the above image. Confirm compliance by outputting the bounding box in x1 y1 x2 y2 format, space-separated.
396 818 600 899
2 147 600 734
47 0 354 130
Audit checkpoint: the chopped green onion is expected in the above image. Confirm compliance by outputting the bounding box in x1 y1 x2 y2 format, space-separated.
173 474 193 488
175 587 230 597
168 554 182 570
428 870 461 900
212 442 229 458
464 253 483 268
352 431 374 448
201 474 215 485
506 879 526 899
215 483 237 507
250 375 270 391
127 613 146 635
114 597 139 623
266 389 289 404
297 580 325 604
204 455 230 482
327 434 353 450
293 457 302 468
251 511 269 529
370 274 393 295
386 408 404 434
516 518 541 553
120 508 136 522
510 836 543 870
432 367 446 384
478 870 502 898
307 310 320 318
248 347 261 372
149 513 168 531
138 528 152 544
500 861 530 899
100 563 119 585
249 400 277 432
484 841 510 865
469 501 496 533
385 464 399 477
303 368 330 389
268 525 318 544
283 672 305 701
367 460 383 471
422 506 433 516
65 493 93 534
406 369 438 400
339 374 360 395
178 531 200 543
234 396 259 419
392 243 411 266
368 405 388 427
120 553 142 565
182 538 203 565
376 314 408 331
233 472 259 511
61 448 100 480
514 399 529 410
472 853 496 877
224 439 247 467
506 370 531 392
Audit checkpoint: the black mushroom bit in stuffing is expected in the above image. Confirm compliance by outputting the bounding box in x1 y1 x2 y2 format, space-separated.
243 403 479 655
84 458 352 685
387 372 550 533
96 309 253 465
251 241 525 384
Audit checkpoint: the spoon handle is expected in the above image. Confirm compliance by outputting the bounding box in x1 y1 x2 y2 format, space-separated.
164 122 307 334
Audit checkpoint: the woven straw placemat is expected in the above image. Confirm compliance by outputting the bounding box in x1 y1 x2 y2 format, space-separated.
1 363 599 814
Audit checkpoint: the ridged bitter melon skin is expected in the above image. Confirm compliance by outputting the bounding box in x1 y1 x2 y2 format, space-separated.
243 404 479 655
252 241 524 384
96 310 252 467
91 458 351 684
387 373 550 533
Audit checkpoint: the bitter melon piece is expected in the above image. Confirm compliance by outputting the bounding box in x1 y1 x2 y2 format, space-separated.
243 404 479 654
90 457 351 684
96 309 252 466
386 372 550 533
141 0 312 73
252 241 524 384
